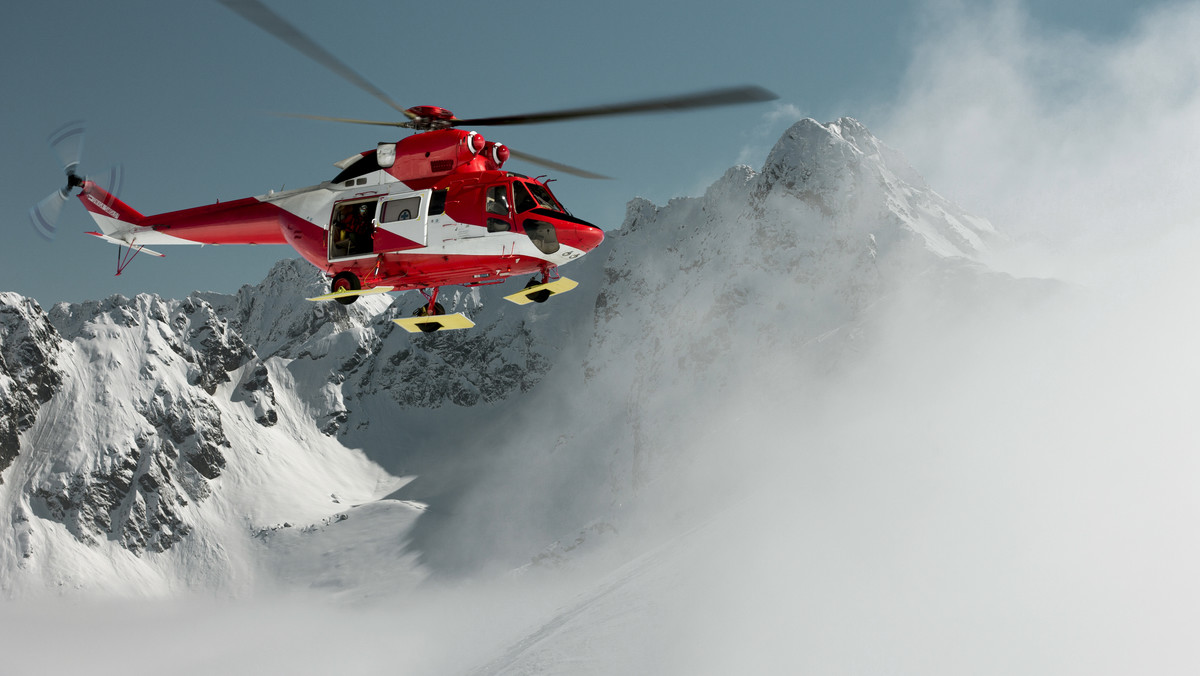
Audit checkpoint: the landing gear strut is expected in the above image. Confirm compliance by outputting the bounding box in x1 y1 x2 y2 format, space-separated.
391 288 475 333
524 268 556 304
503 266 579 306
330 271 361 305
412 288 445 332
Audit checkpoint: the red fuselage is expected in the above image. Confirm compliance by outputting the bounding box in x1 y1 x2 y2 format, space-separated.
77 128 606 293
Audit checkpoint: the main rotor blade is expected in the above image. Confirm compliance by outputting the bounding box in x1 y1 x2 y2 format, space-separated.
507 148 611 180
451 85 778 127
278 112 409 128
216 0 413 119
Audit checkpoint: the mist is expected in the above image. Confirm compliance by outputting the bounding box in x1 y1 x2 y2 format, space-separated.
878 0 1200 284
626 2 1200 672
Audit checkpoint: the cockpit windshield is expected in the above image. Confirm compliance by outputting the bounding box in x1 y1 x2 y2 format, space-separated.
513 181 563 213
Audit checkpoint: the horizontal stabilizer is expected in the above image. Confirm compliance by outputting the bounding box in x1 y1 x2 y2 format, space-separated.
504 277 579 305
85 231 165 257
393 313 475 333
306 285 395 302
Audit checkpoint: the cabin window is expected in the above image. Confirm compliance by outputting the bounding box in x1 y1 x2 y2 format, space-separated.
381 196 421 223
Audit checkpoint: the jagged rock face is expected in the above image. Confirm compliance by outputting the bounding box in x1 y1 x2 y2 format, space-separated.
233 362 278 427
139 386 230 481
178 298 256 395
0 294 63 480
32 433 198 553
362 318 553 410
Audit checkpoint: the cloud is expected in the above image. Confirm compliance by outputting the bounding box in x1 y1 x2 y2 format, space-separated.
552 3 1200 673
877 0 1200 282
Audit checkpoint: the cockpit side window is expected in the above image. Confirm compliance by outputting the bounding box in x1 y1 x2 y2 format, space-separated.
513 182 537 213
485 184 511 232
485 185 510 215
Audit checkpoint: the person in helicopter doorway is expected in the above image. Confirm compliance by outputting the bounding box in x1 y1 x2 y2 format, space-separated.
336 203 374 256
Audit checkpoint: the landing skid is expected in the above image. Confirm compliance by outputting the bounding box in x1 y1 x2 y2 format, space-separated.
391 286 475 333
306 285 394 302
393 313 476 333
504 276 579 305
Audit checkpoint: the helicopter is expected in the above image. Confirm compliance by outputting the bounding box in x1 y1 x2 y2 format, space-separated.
31 0 777 333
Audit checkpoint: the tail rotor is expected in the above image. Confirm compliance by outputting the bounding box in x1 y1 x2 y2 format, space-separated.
30 120 86 240
30 121 124 240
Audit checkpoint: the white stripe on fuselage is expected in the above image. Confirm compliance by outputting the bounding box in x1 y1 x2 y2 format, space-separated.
263 178 582 268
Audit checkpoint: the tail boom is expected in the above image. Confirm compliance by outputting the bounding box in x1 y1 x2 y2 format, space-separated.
77 182 291 247
77 180 145 236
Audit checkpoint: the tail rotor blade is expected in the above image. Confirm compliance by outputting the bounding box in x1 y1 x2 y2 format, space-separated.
89 164 126 206
30 189 69 241
47 119 86 174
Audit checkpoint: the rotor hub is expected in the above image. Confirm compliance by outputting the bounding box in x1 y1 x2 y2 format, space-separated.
405 106 457 130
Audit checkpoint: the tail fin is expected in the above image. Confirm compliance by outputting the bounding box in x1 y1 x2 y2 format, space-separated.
77 179 144 236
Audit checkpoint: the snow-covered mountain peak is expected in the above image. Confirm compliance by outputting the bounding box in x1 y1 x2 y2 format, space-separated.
198 258 395 359
754 117 994 259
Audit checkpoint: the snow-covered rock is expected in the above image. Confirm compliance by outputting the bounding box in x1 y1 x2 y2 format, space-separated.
0 294 63 479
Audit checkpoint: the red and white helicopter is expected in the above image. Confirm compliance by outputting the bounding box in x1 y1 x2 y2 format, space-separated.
31 0 775 333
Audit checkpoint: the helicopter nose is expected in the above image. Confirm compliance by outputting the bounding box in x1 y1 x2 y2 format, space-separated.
561 221 605 252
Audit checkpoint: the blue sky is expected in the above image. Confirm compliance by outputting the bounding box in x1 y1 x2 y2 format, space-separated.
0 0 1177 304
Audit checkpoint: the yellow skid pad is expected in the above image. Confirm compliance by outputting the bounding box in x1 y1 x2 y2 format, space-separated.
306 286 395 302
503 277 579 305
393 312 476 333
